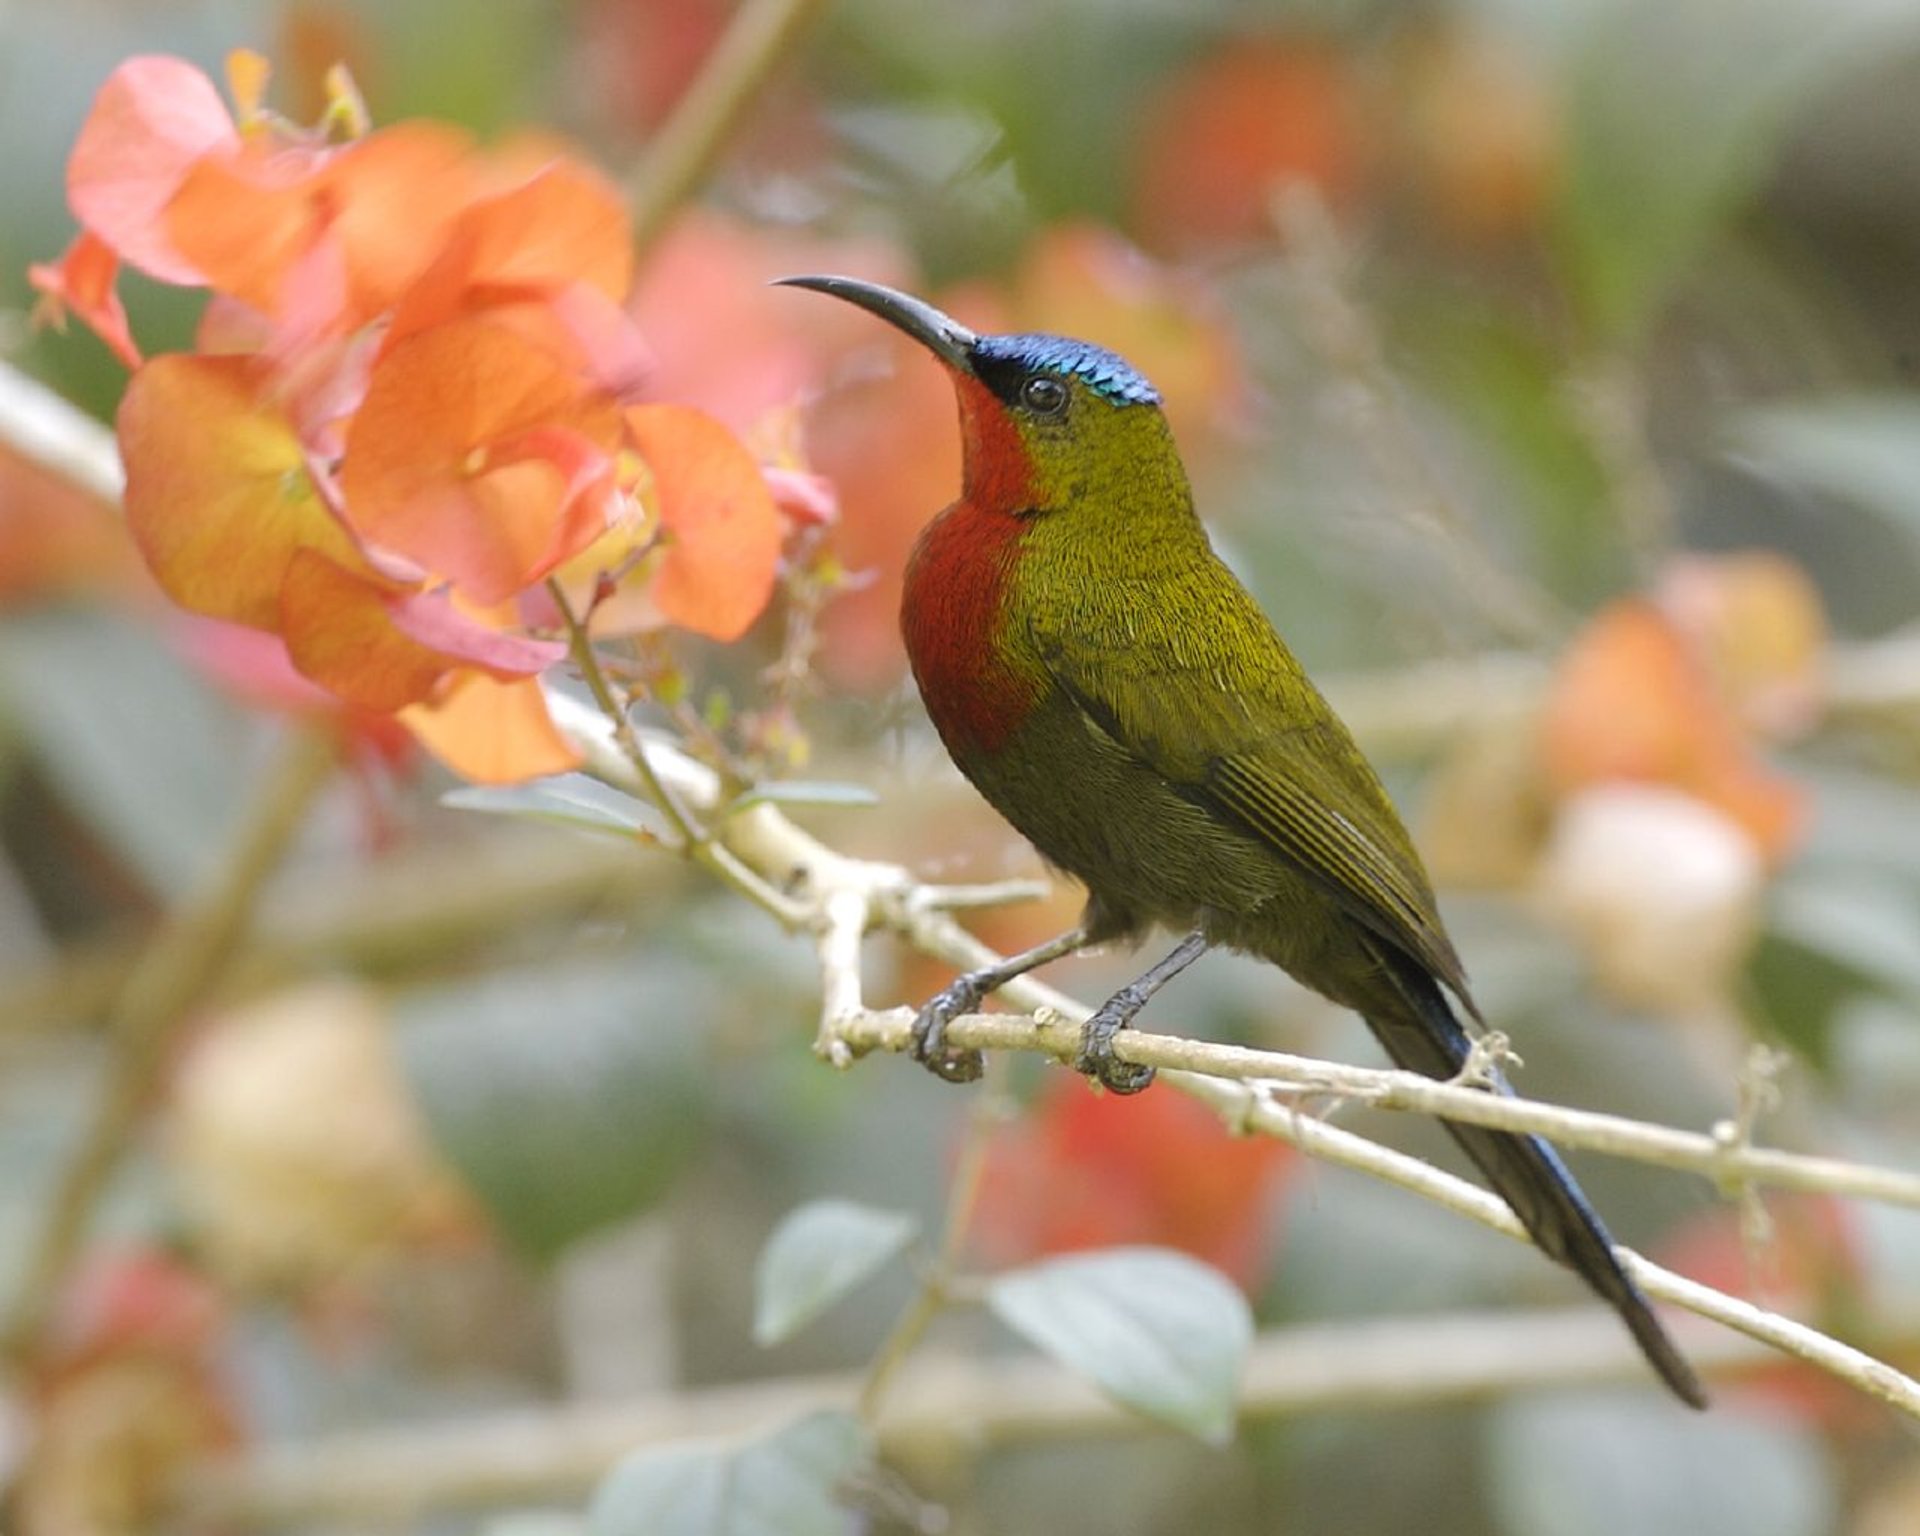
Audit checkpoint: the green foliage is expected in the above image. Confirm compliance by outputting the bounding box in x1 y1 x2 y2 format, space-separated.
0 610 255 896
752 1199 920 1346
396 959 712 1263
1485 1393 1835 1536
1730 395 1920 550
986 1247 1253 1445
589 1411 868 1536
1556 0 1920 341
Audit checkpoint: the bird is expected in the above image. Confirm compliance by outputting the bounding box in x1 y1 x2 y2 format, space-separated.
777 273 1707 1410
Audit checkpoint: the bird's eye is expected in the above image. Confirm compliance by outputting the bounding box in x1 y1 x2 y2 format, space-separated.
1020 376 1068 415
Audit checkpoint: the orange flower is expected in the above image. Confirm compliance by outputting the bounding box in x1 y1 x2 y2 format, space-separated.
51 53 810 784
1541 598 1806 864
972 1075 1292 1288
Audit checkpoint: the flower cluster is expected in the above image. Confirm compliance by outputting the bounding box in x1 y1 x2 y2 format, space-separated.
33 53 796 781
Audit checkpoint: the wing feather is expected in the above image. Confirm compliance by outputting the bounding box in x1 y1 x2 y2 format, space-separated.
1028 570 1470 1006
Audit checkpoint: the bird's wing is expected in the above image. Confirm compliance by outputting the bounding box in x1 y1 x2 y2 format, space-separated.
1030 580 1471 1005
1199 747 1470 1002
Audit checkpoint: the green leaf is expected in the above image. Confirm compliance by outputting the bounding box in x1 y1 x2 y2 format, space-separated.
395 958 710 1262
1485 1391 1835 1536
0 610 255 896
1769 871 1920 1000
753 1199 919 1346
1556 0 1920 339
1727 396 1920 546
443 772 666 840
726 781 880 814
985 1246 1251 1444
589 1410 866 1536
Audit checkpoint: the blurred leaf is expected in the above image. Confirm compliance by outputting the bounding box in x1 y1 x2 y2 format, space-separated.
0 609 253 895
1843 1131 1920 1316
443 772 667 839
396 959 710 1263
726 780 880 814
1727 396 1920 548
985 1246 1251 1444
1485 1392 1834 1536
1393 295 1617 605
589 1409 866 1536
486 1518 583 1536
752 1200 919 1346
1769 871 1920 1000
1558 0 1920 339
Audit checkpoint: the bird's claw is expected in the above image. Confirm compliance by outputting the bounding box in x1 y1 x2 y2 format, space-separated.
910 979 986 1084
1073 996 1155 1095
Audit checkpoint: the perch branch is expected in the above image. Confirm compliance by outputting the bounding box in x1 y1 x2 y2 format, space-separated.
552 688 1920 1421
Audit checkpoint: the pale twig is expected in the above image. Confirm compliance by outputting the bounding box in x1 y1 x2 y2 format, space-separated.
553 689 1920 1212
1567 352 1677 578
626 0 829 250
2 724 339 1356
176 1302 1920 1523
822 1004 1920 1213
1272 184 1566 646
0 832 675 1038
0 359 124 505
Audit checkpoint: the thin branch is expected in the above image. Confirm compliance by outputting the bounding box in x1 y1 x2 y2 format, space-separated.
857 1058 1004 1423
2 724 338 1357
547 688 1920 1420
176 1303 1919 1523
0 359 124 505
626 0 830 250
0 833 678 1039
826 1006 1920 1213
1272 184 1567 646
1567 351 1676 579
558 692 1920 1211
550 580 812 929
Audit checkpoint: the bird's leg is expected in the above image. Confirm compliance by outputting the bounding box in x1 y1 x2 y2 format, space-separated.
912 924 1095 1084
1074 930 1211 1095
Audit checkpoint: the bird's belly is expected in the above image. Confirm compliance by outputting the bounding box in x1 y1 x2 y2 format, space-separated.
955 694 1399 1012
959 694 1287 932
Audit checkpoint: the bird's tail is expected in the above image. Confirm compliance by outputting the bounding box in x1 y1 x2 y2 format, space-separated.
1361 947 1708 1409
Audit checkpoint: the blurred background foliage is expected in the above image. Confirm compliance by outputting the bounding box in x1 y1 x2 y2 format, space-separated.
5 0 1920 1531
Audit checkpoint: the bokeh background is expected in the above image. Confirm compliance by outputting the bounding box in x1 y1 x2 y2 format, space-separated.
4 0 1920 1531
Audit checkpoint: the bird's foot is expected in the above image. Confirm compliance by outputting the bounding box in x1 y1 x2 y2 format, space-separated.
1450 1030 1520 1091
910 976 988 1084
1073 986 1156 1095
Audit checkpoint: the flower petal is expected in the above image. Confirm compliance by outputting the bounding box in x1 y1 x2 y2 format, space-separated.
625 403 782 641
68 55 238 283
118 353 371 628
279 549 564 711
401 673 582 784
342 319 620 603
28 232 141 370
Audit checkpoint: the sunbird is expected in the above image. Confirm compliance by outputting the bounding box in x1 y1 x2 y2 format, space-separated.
778 274 1706 1409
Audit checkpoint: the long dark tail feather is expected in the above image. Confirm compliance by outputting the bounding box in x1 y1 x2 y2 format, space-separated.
1363 950 1709 1409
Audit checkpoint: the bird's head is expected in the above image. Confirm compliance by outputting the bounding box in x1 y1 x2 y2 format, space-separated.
777 275 1189 520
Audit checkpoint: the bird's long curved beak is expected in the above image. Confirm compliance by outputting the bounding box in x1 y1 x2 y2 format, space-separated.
774 275 977 373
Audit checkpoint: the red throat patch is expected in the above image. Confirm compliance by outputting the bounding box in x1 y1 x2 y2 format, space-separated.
955 373 1036 511
901 496 1036 757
